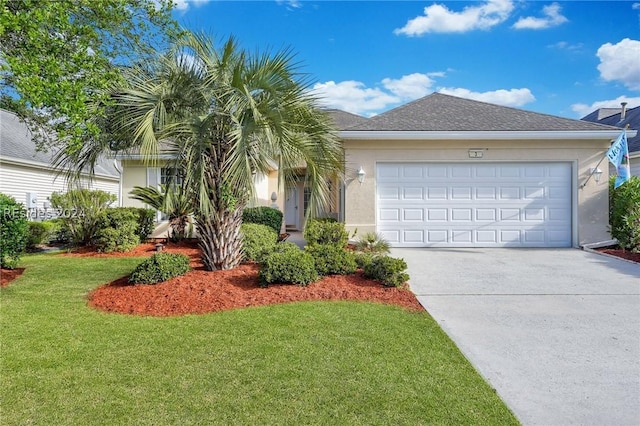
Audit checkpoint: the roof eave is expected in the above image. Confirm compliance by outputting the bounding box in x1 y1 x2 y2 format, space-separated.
339 130 636 140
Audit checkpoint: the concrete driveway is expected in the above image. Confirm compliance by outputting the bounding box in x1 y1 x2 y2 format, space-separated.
393 248 640 426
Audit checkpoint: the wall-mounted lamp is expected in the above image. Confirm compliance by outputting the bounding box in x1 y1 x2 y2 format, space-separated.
589 167 603 183
356 166 366 184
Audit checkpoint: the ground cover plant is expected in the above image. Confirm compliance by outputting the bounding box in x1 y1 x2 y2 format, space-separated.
1 253 518 425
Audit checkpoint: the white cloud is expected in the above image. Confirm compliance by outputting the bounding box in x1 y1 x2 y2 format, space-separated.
312 80 401 116
437 87 535 107
512 2 568 30
312 73 536 115
632 3 640 9
170 0 209 12
276 0 301 9
548 41 583 51
381 73 436 100
571 96 640 117
394 0 514 36
597 38 640 91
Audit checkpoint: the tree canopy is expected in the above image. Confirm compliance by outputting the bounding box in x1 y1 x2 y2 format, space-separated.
100 32 345 270
0 0 180 153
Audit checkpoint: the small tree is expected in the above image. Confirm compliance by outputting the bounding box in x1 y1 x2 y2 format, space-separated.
50 189 116 245
129 185 193 242
0 194 28 268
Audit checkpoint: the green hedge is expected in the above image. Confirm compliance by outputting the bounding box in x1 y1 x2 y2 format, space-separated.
305 244 357 276
363 255 410 288
304 219 348 248
95 209 140 253
240 223 278 262
129 252 191 284
242 207 283 234
27 221 60 250
0 194 28 268
259 246 318 287
610 175 640 251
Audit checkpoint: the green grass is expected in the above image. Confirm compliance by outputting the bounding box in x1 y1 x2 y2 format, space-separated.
1 254 519 425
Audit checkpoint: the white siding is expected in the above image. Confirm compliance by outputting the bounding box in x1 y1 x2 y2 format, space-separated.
630 157 640 177
0 161 119 207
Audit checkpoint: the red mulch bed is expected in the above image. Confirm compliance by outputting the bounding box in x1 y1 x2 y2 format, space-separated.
595 247 640 263
58 240 424 316
1 268 25 287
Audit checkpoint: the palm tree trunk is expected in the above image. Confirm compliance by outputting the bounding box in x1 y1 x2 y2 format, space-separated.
196 207 244 271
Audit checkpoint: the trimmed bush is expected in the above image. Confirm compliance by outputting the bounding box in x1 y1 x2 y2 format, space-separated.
243 206 283 234
95 209 140 253
0 194 28 268
129 252 191 284
241 223 278 262
27 220 60 250
610 175 640 251
50 189 116 245
122 207 156 241
363 255 410 288
305 244 357 276
354 232 390 255
353 251 374 270
304 219 348 248
259 248 318 287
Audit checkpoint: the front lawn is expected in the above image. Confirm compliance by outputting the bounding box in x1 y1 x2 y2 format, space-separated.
1 254 518 425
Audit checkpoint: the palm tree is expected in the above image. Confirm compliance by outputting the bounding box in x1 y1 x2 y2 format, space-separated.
129 184 193 241
105 32 344 270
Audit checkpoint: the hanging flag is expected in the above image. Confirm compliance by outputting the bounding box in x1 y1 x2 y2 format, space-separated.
606 132 631 188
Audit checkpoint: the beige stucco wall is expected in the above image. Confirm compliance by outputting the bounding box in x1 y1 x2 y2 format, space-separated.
120 160 149 208
343 138 612 247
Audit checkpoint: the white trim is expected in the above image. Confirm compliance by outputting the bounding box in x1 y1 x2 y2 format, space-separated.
340 130 636 141
0 156 119 181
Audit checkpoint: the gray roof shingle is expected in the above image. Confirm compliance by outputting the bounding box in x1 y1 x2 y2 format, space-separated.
325 109 369 130
348 93 621 132
0 108 119 177
581 105 639 154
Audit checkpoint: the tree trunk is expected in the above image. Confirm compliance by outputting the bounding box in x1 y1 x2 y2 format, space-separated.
196 206 244 271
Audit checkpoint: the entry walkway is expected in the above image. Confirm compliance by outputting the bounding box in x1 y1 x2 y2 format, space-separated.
394 248 640 425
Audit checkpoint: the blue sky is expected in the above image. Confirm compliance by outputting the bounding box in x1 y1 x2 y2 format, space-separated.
171 1 640 119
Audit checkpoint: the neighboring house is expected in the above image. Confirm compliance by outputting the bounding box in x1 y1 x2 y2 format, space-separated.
119 93 631 248
0 108 120 211
581 103 640 176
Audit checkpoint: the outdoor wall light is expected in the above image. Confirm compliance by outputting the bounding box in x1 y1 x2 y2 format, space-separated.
590 167 603 183
356 166 366 184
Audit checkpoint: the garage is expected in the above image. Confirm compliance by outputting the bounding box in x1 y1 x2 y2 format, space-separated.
376 162 573 248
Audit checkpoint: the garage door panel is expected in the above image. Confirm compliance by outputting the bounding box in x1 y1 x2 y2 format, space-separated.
377 162 572 248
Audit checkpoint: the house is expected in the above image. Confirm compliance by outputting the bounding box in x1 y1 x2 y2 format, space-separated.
0 108 120 211
336 93 631 248
581 102 640 176
119 93 632 247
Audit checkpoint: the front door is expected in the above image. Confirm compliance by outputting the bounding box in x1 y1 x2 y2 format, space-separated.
285 187 299 230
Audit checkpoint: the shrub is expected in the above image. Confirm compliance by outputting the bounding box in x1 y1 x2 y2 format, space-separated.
129 252 191 284
49 218 71 243
27 220 60 250
241 223 278 262
619 205 640 253
125 207 156 241
610 176 640 251
353 251 374 270
242 206 283 234
304 219 348 248
259 248 318 287
0 194 28 268
354 232 391 255
95 209 140 253
50 189 116 245
363 255 410 288
305 244 357 276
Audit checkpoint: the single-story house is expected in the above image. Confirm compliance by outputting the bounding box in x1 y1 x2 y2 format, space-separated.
0 108 120 211
119 93 633 248
581 103 640 176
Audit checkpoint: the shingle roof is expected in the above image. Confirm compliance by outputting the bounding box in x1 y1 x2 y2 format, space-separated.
325 109 369 130
0 108 119 177
581 105 640 154
347 93 621 132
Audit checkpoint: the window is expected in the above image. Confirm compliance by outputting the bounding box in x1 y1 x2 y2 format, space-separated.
160 167 184 186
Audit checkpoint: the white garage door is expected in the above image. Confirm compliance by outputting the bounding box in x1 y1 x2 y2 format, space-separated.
377 162 572 248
